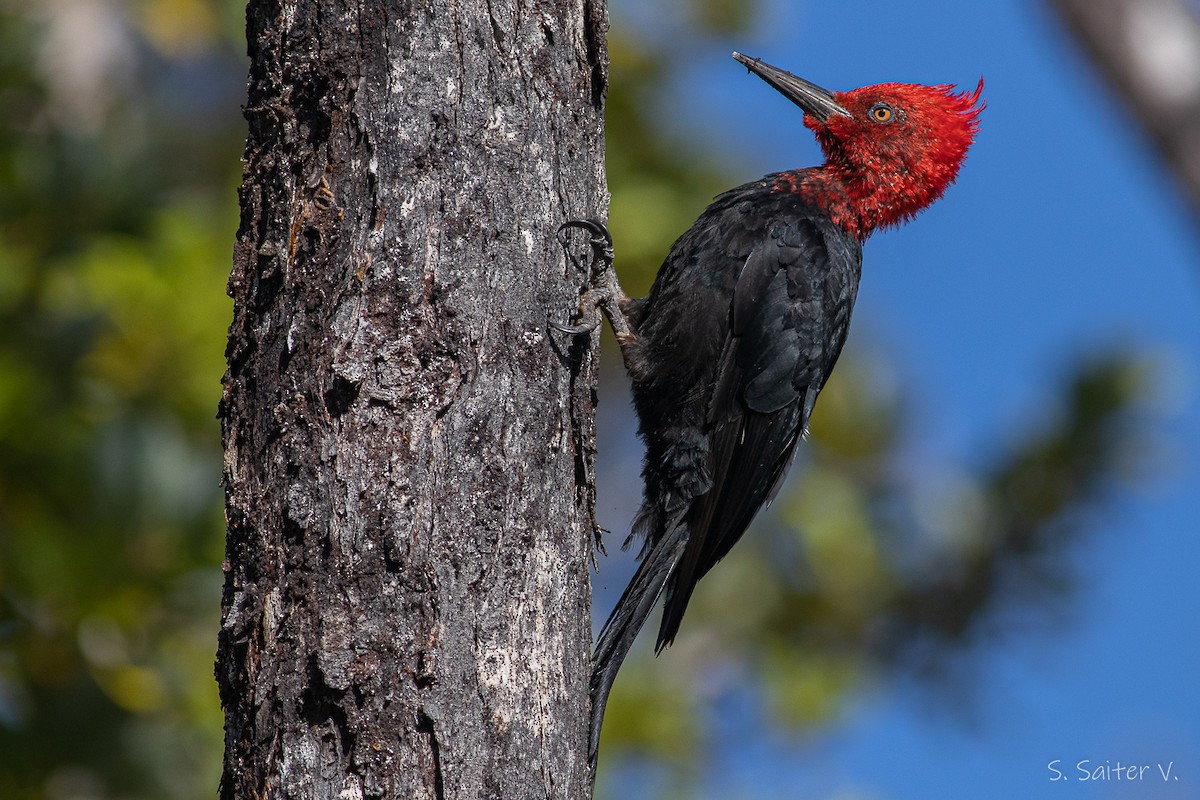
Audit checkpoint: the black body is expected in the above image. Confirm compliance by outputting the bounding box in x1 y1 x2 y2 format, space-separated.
590 174 862 763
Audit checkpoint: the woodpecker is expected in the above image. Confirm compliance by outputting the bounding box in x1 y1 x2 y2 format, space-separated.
559 52 984 772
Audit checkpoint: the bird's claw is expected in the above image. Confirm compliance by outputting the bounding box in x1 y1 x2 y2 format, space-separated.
557 218 614 266
552 219 619 337
548 315 601 336
549 286 615 336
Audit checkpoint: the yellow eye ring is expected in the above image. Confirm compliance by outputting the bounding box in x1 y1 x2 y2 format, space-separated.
870 104 894 123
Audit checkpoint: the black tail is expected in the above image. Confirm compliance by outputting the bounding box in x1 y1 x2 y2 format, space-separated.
588 521 689 774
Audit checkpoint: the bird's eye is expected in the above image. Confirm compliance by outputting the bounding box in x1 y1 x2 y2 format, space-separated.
869 104 895 123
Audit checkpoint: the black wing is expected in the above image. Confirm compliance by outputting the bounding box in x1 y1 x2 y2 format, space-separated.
656 216 860 648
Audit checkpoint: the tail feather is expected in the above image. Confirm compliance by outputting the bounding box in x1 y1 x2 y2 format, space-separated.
588 520 689 773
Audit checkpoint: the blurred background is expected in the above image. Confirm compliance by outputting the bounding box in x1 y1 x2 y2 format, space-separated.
0 1 1197 798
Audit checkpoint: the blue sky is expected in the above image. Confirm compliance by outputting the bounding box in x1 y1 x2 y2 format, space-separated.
597 1 1200 797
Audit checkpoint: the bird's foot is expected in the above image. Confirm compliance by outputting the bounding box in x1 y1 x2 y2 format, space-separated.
547 287 612 336
559 218 614 272
553 219 636 343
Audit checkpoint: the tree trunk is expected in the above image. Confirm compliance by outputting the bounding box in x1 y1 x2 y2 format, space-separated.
217 2 608 797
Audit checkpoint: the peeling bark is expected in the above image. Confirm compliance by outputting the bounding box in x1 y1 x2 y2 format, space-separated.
217 1 607 797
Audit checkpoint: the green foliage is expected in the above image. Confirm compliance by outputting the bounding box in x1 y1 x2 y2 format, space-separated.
596 4 1154 795
0 2 243 796
596 350 1150 781
605 34 734 295
0 1 1156 798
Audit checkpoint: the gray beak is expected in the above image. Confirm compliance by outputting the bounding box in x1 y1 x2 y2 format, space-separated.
733 52 850 121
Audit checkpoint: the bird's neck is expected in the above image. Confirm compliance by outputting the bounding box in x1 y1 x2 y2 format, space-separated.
775 161 948 241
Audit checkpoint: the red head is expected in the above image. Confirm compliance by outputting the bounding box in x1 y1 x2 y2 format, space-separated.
733 53 984 240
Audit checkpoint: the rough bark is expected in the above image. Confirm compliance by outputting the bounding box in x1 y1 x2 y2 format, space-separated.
217 2 608 798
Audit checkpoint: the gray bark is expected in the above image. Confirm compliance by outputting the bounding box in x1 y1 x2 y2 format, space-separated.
217 1 608 797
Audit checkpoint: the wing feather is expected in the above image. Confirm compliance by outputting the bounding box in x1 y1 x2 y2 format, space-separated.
656 217 856 648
